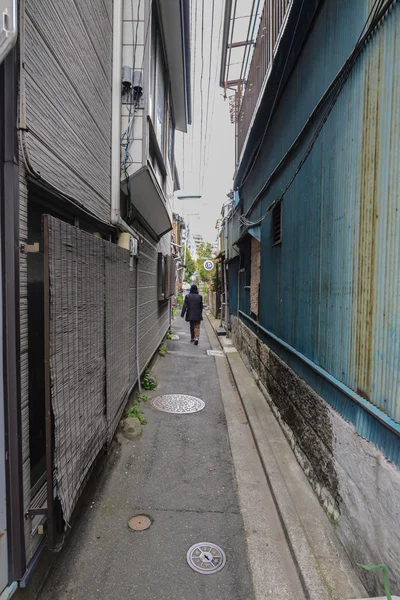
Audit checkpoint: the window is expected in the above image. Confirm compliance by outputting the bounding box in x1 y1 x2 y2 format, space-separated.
155 39 166 153
168 107 175 167
158 253 166 300
272 199 282 246
158 253 176 300
149 8 168 160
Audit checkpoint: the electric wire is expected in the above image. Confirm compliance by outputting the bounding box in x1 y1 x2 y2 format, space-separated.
200 0 224 190
190 0 198 176
238 0 389 228
200 0 216 191
199 0 205 191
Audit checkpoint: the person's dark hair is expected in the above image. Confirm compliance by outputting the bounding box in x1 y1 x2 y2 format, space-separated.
190 284 198 293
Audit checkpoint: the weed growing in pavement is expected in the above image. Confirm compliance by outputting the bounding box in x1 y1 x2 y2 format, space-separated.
124 403 147 426
176 294 183 308
159 343 167 357
166 330 172 340
141 369 157 391
137 393 148 403
357 564 392 600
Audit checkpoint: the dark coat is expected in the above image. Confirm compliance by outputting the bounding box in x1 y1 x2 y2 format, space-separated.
181 293 203 322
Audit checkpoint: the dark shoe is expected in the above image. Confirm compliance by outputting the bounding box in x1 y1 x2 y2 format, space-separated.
194 340 198 346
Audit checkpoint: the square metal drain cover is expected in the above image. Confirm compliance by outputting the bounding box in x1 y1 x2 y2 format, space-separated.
207 350 224 357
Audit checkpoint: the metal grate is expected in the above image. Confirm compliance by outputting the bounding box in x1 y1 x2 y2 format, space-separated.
207 349 224 357
272 199 282 246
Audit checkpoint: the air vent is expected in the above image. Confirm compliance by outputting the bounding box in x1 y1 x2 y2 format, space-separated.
272 199 282 246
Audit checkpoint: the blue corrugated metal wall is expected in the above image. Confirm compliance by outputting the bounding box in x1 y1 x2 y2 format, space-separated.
236 0 400 426
227 256 240 316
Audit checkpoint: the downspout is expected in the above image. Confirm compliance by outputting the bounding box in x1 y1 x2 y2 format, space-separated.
224 220 230 337
111 0 123 227
136 255 142 393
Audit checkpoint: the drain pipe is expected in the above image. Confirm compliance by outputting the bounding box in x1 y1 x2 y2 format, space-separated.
136 255 142 393
111 0 123 227
224 219 230 337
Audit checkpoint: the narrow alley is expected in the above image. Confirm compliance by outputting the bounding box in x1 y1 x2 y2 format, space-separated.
1 1 400 598
27 314 368 600
31 315 298 600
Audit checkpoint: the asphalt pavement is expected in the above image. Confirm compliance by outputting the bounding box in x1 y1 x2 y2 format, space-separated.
36 316 255 600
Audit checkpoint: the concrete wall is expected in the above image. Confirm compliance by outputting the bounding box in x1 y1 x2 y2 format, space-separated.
231 316 400 596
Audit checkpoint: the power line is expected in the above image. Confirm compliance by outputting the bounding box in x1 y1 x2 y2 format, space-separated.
199 0 205 191
201 0 216 190
190 0 198 177
201 0 224 190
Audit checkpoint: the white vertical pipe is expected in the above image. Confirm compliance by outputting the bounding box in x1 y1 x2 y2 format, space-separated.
111 0 123 224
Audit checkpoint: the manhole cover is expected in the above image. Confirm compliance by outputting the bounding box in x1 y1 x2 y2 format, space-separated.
128 515 151 531
207 349 224 357
151 394 205 413
187 542 226 574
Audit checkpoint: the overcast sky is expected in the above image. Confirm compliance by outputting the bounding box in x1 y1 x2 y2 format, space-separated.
174 0 235 243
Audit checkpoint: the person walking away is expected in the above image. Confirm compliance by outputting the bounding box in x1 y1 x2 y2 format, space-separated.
181 284 203 345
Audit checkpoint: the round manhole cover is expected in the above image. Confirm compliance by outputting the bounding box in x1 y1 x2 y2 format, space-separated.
128 515 152 531
186 543 226 574
151 394 205 414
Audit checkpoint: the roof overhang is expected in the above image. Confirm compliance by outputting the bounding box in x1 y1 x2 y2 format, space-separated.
123 165 172 239
157 0 191 132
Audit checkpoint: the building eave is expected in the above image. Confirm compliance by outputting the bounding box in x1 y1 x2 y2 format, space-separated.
157 0 191 132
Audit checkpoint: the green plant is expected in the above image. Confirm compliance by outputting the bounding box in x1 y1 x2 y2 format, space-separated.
172 308 177 318
196 241 214 283
182 244 196 279
166 330 172 340
202 284 207 296
176 294 183 308
137 393 148 403
124 404 147 425
159 343 167 357
141 369 156 391
357 564 392 600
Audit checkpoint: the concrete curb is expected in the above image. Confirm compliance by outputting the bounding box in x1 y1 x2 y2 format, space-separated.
205 312 367 600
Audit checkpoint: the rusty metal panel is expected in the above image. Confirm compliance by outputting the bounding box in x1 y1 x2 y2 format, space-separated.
241 0 400 425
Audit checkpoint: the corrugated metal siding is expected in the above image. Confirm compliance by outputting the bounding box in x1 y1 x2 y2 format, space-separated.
240 0 400 424
227 256 240 316
23 0 112 222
